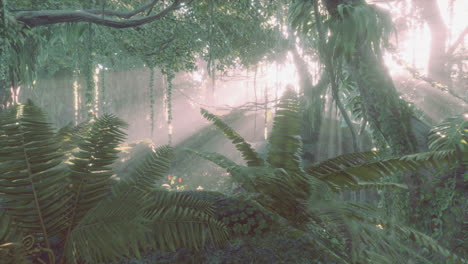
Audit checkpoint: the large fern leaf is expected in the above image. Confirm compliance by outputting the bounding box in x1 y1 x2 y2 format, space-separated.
126 145 174 191
428 114 467 153
55 120 92 156
266 88 303 174
66 114 127 234
307 150 460 191
200 108 264 167
66 188 149 263
306 151 392 191
0 101 70 259
143 191 229 251
0 212 27 264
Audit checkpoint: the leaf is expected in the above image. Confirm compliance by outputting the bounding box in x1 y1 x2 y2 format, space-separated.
200 108 264 167
0 101 70 246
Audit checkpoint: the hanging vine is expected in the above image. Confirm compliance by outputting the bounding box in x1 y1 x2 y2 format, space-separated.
253 65 258 138
0 0 8 86
148 66 155 135
72 67 80 125
207 0 216 93
264 84 268 140
164 69 175 145
100 65 106 113
83 22 95 118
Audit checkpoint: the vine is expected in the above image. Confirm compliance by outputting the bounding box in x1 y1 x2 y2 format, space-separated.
0 0 7 84
148 66 155 135
84 23 95 118
100 65 106 113
164 70 175 145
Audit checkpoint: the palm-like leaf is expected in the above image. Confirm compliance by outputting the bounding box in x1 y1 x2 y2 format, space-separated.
267 88 303 174
200 108 264 167
0 212 27 264
0 101 69 259
188 88 466 262
55 120 92 155
428 115 468 153
184 149 258 191
0 102 234 263
66 188 149 263
125 144 174 191
143 191 229 251
66 114 127 229
306 151 407 191
307 150 462 192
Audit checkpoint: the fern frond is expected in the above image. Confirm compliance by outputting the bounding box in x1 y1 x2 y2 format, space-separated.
0 212 27 264
143 191 229 251
126 145 174 191
183 148 254 188
252 169 313 225
0 101 70 254
428 114 467 152
267 88 303 174
55 120 92 155
146 190 217 218
200 108 264 166
387 222 467 263
66 189 149 263
184 148 238 172
334 201 467 263
306 151 379 191
308 150 459 191
66 114 127 232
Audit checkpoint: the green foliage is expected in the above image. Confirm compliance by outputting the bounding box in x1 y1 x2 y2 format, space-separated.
0 101 229 263
200 108 264 167
0 212 27 264
126 145 174 192
67 114 128 230
267 88 303 173
0 102 70 252
189 88 467 263
332 3 393 60
428 114 468 153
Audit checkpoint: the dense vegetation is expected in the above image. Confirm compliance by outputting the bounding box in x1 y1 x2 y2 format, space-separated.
0 0 466 263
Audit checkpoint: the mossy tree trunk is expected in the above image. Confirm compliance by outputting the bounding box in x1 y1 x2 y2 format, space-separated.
322 0 427 155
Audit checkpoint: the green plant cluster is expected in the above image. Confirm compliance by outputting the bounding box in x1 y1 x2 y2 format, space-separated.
0 101 229 263
188 88 467 263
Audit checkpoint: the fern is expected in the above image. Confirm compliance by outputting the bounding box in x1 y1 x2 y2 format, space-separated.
428 114 467 153
55 120 92 155
184 149 257 191
266 88 303 174
0 101 69 263
0 102 231 263
65 114 127 234
307 150 462 192
306 151 380 191
188 88 466 263
0 212 27 264
200 108 264 166
66 188 149 263
125 144 174 191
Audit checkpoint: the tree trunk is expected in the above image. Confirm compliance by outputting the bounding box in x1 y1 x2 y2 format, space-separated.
350 42 420 154
322 0 428 155
291 45 326 161
413 0 449 85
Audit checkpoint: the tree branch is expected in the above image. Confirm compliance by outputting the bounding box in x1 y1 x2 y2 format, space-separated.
84 0 161 19
447 26 468 56
13 0 182 28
